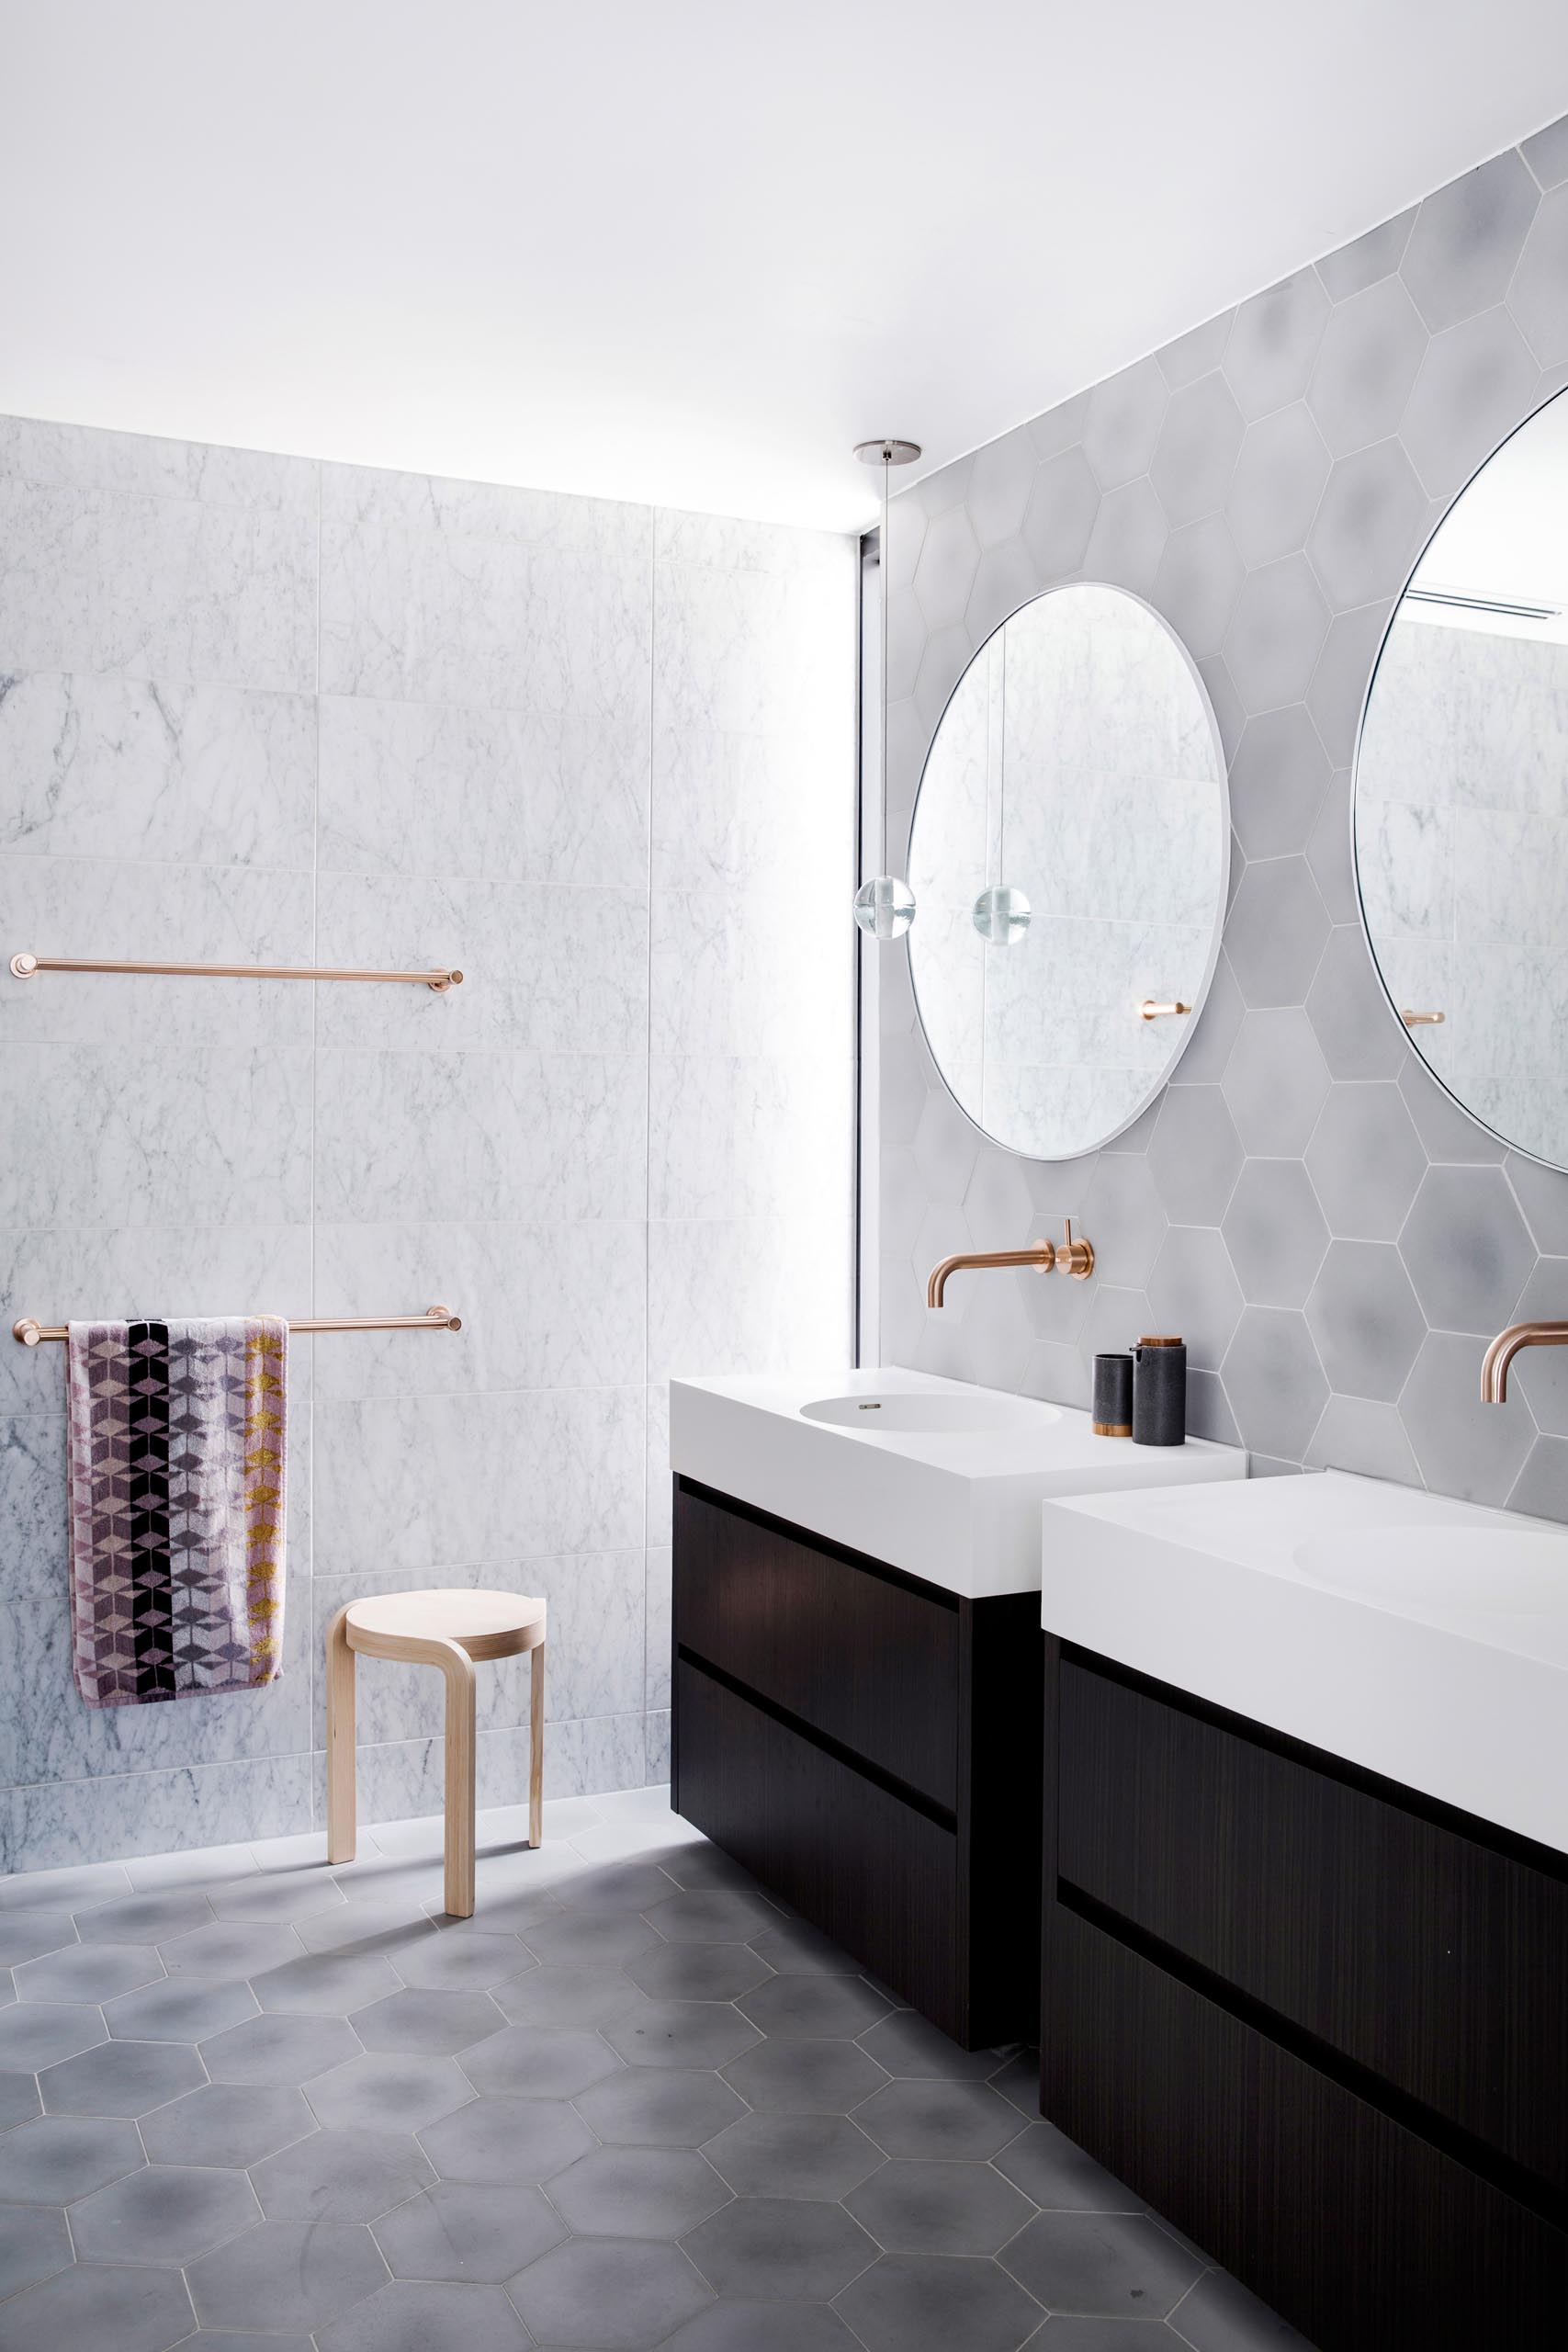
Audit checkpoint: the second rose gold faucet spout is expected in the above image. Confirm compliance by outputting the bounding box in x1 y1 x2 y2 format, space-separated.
927 1220 1095 1308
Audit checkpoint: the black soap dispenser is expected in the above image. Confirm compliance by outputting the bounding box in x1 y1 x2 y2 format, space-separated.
1132 1335 1186 1446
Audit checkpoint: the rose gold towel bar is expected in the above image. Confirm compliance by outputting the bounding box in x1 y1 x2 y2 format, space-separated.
10 953 462 990
13 1306 463 1346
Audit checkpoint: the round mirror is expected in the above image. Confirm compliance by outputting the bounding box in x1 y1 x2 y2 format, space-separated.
906 582 1229 1160
1356 386 1568 1169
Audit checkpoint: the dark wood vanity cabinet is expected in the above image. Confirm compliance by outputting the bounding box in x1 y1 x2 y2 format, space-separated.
1042 1640 1568 2352
671 1476 1043 2047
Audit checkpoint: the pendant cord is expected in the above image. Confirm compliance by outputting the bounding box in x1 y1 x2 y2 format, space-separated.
881 447 891 874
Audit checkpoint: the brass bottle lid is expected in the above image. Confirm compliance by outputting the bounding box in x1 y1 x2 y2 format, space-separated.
1137 1334 1183 1346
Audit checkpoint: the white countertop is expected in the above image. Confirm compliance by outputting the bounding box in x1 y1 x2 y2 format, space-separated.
1039 1470 1568 1854
670 1366 1247 1600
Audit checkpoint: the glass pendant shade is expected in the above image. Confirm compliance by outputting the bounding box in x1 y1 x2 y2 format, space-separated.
972 884 1032 945
854 875 916 941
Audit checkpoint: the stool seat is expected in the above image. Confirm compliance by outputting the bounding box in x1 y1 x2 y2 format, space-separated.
327 1586 547 1918
344 1588 546 1661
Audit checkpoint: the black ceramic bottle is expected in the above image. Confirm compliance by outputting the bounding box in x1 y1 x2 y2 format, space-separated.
1091 1352 1134 1437
1132 1335 1186 1446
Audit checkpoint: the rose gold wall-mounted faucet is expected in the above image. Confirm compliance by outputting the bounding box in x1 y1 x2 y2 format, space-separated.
927 1220 1095 1309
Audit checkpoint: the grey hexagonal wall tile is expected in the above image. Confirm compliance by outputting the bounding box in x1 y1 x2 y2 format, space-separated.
1077 1154 1168 1288
1400 308 1540 497
1221 1307 1329 1461
912 508 982 634
1149 373 1246 526
1027 389 1090 460
1148 1227 1244 1373
1156 310 1235 388
1305 1394 1423 1485
1223 556 1331 714
964 539 1035 644
1316 208 1418 301
1401 149 1540 332
1492 1261 1568 1437
1509 186 1568 368
953 1269 1032 1391
1400 1330 1533 1504
1020 447 1099 576
1397 1054 1506 1164
885 583 925 702
1521 118 1568 190
1149 516 1244 658
1223 1009 1331 1156
1082 356 1168 488
1510 1435 1568 1524
1306 277 1428 457
1225 404 1333 569
1148 1087 1244 1226
1081 477 1168 595
1400 1165 1535 1333
1228 708 1330 862
1305 1241 1427 1401
1507 1157 1568 1257
1306 442 1430 611
912 622 974 736
1306 769 1357 923
1223 1160 1330 1308
911 1092 978 1206
964 427 1038 549
1305 926 1406 1080
1224 856 1330 1010
1224 269 1331 420
1305 1082 1427 1240
1197 649 1247 763
1307 603 1391 767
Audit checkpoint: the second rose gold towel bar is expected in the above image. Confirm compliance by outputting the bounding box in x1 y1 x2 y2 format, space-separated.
13 1306 463 1346
10 953 463 991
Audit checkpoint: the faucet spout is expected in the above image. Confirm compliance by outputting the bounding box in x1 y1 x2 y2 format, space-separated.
926 1222 1095 1308
1480 1319 1568 1403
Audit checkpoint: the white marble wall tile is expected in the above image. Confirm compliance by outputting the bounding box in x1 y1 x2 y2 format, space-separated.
653 557 855 742
312 1386 644 1577
312 1047 646 1224
320 504 652 717
650 719 852 899
0 1753 313 1872
650 889 848 1061
313 1710 648 1826
646 1547 671 1713
645 1710 671 1785
0 417 317 514
0 1223 313 1417
649 1055 852 1223
313 876 648 1055
0 857 315 1047
655 508 853 577
0 485 316 691
0 1045 313 1227
317 696 650 889
311 1219 645 1396
646 1383 671 1552
310 1553 643 1747
648 1216 853 1386
0 673 316 869
321 462 651 561
0 1416 66 1599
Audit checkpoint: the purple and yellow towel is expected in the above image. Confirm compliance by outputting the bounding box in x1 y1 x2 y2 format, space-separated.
65 1317 287 1709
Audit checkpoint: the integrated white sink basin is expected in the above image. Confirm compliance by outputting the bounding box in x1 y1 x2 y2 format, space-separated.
1040 1472 1568 1852
671 1367 1246 1599
800 1391 1060 1434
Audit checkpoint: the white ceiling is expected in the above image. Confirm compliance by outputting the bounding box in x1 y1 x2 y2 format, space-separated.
6 1 1568 530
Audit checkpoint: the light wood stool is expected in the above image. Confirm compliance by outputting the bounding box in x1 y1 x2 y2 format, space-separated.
326 1589 547 1918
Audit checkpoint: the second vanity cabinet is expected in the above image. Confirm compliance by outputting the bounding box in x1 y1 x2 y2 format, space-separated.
671 1476 1043 2046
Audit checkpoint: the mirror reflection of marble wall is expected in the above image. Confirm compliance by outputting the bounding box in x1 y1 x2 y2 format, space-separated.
1357 386 1568 1170
907 583 1226 1160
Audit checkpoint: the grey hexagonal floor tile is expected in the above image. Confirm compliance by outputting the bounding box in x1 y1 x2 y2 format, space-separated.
723 2036 888 2114
626 1941 773 2004
1168 2263 1319 2348
659 2303 863 2352
209 1870 348 1924
1000 2208 1203 2315
551 2144 731 2239
250 1951 400 2013
308 2050 474 2135
187 2218 390 2332
0 2071 39 2132
159 1919 304 1979
105 1974 256 2043
645 1891 780 1945
854 2007 997 2080
682 2192 876 2300
458 2020 623 2098
351 1987 506 2055
40 2035 205 2117
509 2233 714 2348
554 1860 680 1916
0 2200 72 2298
252 2124 434 2222
69 2160 261 2265
139 2081 313 2167
737 1973 890 2042
373 2178 566 2281
0 2002 107 2071
419 2093 594 2185
832 2249 1043 2352
747 1919 863 1976
574 2065 745 2149
491 1959 647 2029
316 2277 531 2352
702 2109 885 2200
845 2156 1037 2256
74 1888 212 1946
392 1928 532 1991
854 2078 1024 2160
0 2112 145 2203
521 1908 661 1967
604 1998 760 2072
0 2258 197 2352
993 2119 1146 2213
0 1913 77 1967
201 2009 361 2084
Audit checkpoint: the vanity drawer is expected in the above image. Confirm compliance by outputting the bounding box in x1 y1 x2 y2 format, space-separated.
1055 1653 1568 2192
673 1655 962 2032
673 1479 959 1811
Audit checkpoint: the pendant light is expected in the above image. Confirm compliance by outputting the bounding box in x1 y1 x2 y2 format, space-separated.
852 435 921 940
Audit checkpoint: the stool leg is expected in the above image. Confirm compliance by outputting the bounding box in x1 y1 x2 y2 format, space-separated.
529 1643 545 1849
434 1640 477 1918
325 1608 356 1866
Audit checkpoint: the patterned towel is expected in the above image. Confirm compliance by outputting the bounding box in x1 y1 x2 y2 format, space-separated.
66 1317 287 1708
